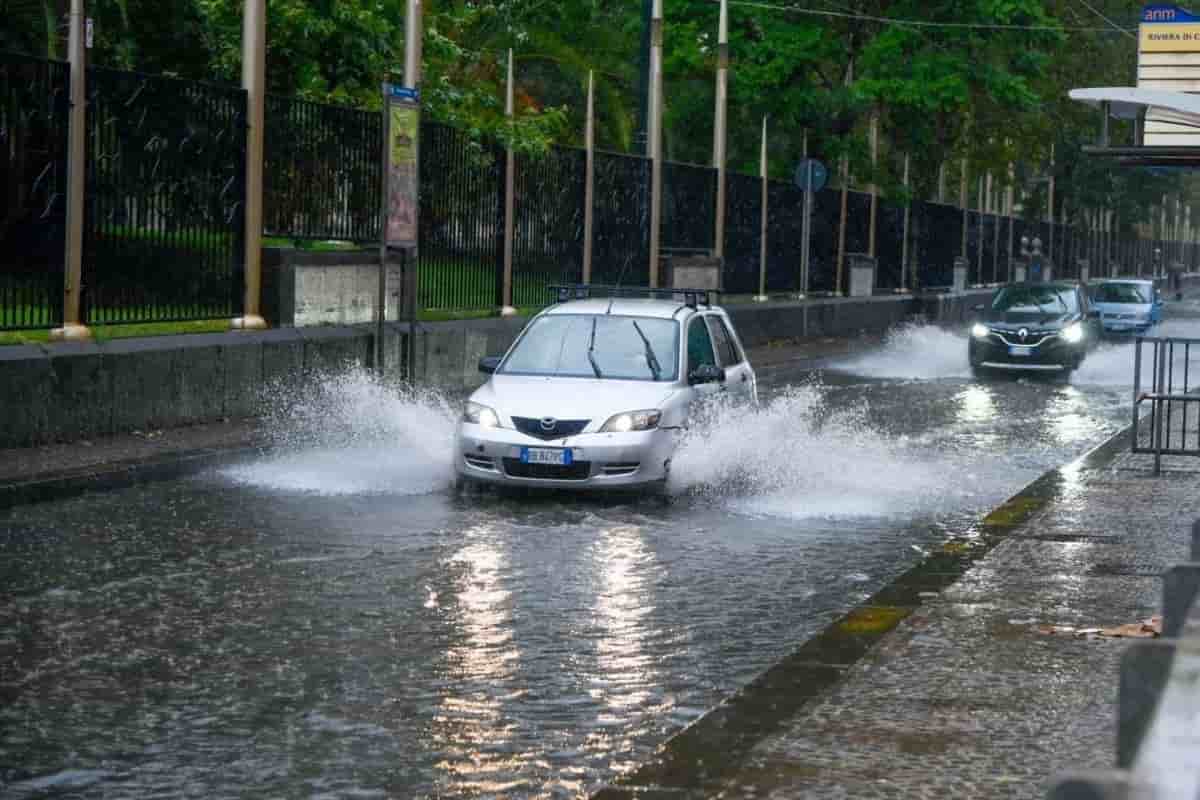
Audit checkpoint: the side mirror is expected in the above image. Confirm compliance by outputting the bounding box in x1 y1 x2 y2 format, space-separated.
688 363 725 385
478 356 502 374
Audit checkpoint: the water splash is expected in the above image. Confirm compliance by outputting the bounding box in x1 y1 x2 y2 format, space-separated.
837 324 972 380
668 385 997 519
222 368 458 495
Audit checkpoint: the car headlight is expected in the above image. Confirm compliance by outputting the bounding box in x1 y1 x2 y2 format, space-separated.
1061 322 1084 344
464 401 500 428
600 409 662 433
971 323 990 339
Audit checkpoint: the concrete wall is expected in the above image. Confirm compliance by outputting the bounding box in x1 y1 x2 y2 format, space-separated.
262 248 405 327
0 287 1040 448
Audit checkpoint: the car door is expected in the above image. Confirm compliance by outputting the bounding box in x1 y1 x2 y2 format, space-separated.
705 313 756 404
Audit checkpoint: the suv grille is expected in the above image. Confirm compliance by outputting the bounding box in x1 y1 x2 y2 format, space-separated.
511 417 590 440
502 459 592 480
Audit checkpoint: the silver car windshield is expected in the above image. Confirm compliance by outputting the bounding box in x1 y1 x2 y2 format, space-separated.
500 314 680 381
1093 283 1151 304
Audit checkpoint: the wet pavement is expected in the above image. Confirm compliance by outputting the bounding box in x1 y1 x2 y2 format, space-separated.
2 308 1199 799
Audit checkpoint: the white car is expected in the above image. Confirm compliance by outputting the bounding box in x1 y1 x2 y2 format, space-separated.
455 287 757 490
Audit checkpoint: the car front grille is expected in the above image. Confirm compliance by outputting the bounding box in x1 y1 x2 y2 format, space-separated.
990 330 1056 347
502 459 592 480
511 417 590 440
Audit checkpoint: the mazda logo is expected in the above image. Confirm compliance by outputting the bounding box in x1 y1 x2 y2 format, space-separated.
540 416 557 431
1018 328 1029 341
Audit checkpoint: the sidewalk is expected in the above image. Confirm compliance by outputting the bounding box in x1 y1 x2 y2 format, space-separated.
595 432 1200 799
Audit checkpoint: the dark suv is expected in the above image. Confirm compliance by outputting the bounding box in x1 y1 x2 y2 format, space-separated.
968 282 1101 375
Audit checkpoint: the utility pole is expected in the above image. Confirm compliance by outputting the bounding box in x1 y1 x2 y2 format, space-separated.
712 0 729 263
50 0 90 341
232 0 268 330
647 0 664 287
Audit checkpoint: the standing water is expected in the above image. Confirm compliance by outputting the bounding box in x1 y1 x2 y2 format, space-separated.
0 321 1182 799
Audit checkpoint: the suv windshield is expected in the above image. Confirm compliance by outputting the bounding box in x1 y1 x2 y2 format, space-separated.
990 286 1079 314
500 314 680 381
1093 283 1151 304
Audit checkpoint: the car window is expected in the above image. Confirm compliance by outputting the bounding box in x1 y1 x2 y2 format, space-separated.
500 314 679 381
687 316 717 374
705 316 740 366
1093 283 1151 304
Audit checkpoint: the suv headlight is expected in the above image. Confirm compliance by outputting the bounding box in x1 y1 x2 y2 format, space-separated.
600 409 662 433
1061 322 1084 344
464 401 500 428
971 323 990 339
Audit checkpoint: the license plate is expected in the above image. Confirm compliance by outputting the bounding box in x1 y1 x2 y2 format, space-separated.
521 447 572 466
1009 345 1034 357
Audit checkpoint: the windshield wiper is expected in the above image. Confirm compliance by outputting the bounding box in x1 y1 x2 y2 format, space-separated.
587 317 603 378
631 320 663 380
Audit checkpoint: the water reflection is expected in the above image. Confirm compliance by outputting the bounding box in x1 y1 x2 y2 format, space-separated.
957 384 997 424
1048 387 1098 446
591 526 663 713
434 524 524 794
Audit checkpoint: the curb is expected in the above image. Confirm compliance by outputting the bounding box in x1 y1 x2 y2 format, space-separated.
0 443 271 512
589 424 1132 799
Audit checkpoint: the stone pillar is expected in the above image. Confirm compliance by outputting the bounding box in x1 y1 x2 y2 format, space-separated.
849 253 876 297
953 256 968 293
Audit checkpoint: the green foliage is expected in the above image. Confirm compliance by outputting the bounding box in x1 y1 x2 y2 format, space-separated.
3 0 1196 212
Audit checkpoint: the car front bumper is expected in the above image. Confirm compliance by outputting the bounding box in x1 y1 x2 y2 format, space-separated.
969 334 1083 371
1100 320 1154 335
455 423 678 489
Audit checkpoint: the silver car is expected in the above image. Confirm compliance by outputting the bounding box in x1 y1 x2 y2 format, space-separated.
455 290 756 490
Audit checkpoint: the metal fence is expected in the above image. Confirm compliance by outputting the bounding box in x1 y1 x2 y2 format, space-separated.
264 94 382 243
418 121 504 310
4 50 1198 330
1133 336 1200 473
0 52 68 330
84 66 246 324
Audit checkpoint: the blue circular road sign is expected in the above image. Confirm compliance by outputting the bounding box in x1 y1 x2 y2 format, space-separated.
794 158 828 192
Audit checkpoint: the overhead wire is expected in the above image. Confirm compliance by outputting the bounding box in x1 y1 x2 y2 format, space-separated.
723 0 1138 34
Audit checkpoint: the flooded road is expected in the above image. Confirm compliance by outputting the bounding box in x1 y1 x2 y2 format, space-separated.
0 322 1187 799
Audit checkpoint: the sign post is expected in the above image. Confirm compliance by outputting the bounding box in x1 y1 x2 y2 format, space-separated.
380 83 420 376
794 157 827 297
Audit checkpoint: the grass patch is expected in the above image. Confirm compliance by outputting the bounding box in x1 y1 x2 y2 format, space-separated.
0 319 232 346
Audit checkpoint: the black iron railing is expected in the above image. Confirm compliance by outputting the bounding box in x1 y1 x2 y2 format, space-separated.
83 66 247 324
0 52 68 330
418 121 504 310
1133 336 1200 473
592 150 649 287
263 95 382 243
512 146 585 307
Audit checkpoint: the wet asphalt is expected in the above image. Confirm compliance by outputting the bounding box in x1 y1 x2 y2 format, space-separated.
0 321 1190 799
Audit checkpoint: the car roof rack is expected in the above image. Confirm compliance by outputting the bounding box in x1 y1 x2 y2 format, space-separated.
548 284 718 309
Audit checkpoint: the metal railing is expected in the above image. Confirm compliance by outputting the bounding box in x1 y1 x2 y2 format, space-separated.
83 66 247 324
0 52 68 330
1048 519 1200 800
263 94 383 243
1132 336 1200 474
